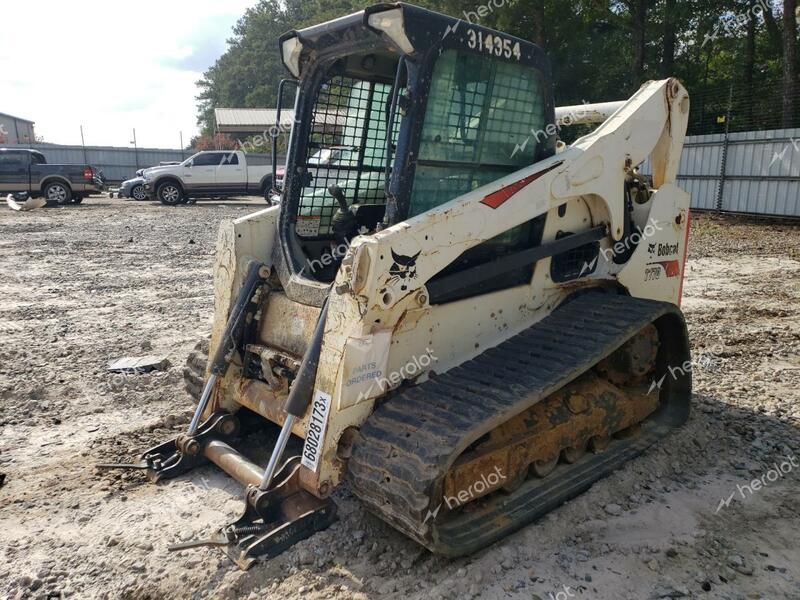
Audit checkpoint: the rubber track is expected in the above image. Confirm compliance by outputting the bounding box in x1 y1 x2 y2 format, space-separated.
348 292 691 555
183 338 210 402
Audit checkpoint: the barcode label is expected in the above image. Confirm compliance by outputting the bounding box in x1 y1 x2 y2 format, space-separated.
300 389 332 472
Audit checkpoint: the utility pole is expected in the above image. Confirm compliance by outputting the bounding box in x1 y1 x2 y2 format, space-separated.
80 125 88 164
131 128 140 170
180 131 185 160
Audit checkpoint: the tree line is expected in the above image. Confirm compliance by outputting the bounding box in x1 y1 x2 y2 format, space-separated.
194 0 799 145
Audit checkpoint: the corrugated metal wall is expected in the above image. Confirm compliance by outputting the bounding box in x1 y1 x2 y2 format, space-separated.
0 115 36 145
644 127 800 217
26 144 189 183
20 129 800 214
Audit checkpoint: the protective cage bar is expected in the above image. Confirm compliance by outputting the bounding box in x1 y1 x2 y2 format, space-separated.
296 74 402 239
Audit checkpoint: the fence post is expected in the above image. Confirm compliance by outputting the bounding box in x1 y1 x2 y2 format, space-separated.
714 83 733 212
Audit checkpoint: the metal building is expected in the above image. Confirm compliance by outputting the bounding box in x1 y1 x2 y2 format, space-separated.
0 112 36 145
215 108 298 136
215 108 345 141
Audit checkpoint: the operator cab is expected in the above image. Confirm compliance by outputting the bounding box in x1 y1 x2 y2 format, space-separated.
274 3 556 293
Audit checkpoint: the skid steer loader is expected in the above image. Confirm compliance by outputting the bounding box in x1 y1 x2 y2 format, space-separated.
103 3 692 569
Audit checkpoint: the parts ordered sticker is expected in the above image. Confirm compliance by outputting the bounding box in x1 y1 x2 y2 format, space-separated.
300 389 332 473
341 330 392 406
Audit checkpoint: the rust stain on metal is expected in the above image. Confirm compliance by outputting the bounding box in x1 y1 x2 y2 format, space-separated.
237 378 286 425
443 372 659 502
258 292 320 357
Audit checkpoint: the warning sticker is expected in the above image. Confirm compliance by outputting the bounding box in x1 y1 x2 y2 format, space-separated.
296 215 321 237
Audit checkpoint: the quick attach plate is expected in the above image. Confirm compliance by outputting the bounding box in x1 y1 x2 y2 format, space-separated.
170 456 337 570
97 412 240 482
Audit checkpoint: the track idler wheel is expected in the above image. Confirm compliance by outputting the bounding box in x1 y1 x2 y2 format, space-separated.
561 444 587 464
501 470 528 492
596 324 659 385
531 455 558 478
589 434 612 453
442 370 661 507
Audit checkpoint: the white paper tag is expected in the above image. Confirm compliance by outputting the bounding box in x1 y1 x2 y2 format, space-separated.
295 215 321 237
300 389 332 472
341 330 392 405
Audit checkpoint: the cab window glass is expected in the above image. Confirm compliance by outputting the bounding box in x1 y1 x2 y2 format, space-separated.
409 49 547 218
0 153 24 168
221 153 239 166
193 153 223 166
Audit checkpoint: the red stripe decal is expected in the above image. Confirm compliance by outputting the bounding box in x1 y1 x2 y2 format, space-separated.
663 260 681 278
479 162 561 209
648 260 681 278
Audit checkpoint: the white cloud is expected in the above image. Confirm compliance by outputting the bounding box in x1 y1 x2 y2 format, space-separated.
0 0 256 148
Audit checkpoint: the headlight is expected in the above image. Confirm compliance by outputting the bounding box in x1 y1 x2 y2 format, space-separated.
281 36 303 78
367 8 414 54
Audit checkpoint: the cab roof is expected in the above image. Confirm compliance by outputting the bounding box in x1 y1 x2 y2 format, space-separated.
279 3 548 79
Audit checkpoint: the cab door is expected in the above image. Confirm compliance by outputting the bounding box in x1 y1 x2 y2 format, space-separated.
184 152 221 192
215 152 246 194
0 151 30 193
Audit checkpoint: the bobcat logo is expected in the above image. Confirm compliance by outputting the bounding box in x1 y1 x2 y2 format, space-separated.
388 249 421 291
647 242 656 254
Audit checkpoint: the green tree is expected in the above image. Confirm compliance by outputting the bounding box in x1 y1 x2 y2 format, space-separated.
196 0 796 135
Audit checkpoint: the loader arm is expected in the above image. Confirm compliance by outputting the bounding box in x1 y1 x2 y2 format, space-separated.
341 78 689 310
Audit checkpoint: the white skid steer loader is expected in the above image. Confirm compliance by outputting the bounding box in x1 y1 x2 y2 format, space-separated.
102 3 692 569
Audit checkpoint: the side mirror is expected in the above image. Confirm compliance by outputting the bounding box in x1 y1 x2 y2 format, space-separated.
186 161 193 168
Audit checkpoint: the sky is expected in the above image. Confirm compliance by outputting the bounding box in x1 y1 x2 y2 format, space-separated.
0 0 257 149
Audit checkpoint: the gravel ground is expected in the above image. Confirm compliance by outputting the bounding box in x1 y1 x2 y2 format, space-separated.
0 197 798 600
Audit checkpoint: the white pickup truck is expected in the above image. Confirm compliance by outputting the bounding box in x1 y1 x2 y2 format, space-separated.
142 150 274 205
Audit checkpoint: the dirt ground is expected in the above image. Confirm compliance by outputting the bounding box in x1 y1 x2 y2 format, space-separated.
1 196 798 600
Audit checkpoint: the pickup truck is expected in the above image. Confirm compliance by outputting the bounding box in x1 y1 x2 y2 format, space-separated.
142 150 274 205
0 148 102 204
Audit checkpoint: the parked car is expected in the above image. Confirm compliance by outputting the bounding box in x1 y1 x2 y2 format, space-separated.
0 148 102 204
119 176 147 200
142 150 274 205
